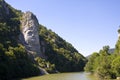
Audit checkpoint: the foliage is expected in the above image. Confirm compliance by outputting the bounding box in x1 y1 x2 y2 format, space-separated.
39 25 87 72
35 57 56 73
118 29 120 33
0 45 40 80
112 56 120 77
0 1 40 79
84 43 120 79
84 52 99 72
0 0 87 79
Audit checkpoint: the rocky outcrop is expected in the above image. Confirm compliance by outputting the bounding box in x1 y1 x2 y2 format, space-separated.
20 11 44 58
39 67 49 75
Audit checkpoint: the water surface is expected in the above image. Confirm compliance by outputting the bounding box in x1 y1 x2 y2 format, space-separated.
23 72 98 80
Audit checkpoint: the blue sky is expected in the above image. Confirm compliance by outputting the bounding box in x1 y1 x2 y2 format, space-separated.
5 0 120 56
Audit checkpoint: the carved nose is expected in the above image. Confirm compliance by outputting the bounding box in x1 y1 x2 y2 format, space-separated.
32 34 34 37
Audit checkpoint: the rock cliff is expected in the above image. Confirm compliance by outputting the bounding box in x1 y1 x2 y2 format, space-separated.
0 0 87 79
20 11 44 58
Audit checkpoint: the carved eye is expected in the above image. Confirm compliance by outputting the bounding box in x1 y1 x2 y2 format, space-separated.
29 20 33 26
24 30 26 33
27 31 33 36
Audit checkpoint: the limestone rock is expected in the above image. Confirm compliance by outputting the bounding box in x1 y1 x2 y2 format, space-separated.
39 67 49 75
20 11 44 58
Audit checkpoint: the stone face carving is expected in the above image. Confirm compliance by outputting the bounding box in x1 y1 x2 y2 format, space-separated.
20 11 43 58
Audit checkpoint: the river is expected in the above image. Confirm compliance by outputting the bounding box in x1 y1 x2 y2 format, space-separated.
22 72 98 80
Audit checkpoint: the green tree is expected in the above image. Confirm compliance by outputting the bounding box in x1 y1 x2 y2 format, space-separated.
112 56 120 77
84 52 99 72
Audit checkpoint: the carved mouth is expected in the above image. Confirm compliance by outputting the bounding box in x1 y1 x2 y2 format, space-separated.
31 38 35 41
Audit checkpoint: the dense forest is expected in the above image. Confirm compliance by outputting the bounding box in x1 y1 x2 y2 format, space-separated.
0 0 87 79
84 30 120 79
38 25 87 72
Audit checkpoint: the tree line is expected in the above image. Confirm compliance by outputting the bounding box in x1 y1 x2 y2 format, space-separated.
84 37 120 79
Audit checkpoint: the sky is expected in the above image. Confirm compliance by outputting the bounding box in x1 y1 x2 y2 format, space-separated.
5 0 120 56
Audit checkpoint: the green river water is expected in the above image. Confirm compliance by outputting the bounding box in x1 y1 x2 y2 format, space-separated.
23 72 99 80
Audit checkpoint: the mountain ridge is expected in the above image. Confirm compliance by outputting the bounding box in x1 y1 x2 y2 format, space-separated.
0 0 87 79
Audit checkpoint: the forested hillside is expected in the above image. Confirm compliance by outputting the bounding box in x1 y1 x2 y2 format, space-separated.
39 25 87 72
0 0 87 79
0 0 40 79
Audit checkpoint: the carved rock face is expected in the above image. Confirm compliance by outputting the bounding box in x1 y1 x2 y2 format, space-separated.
20 11 42 57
